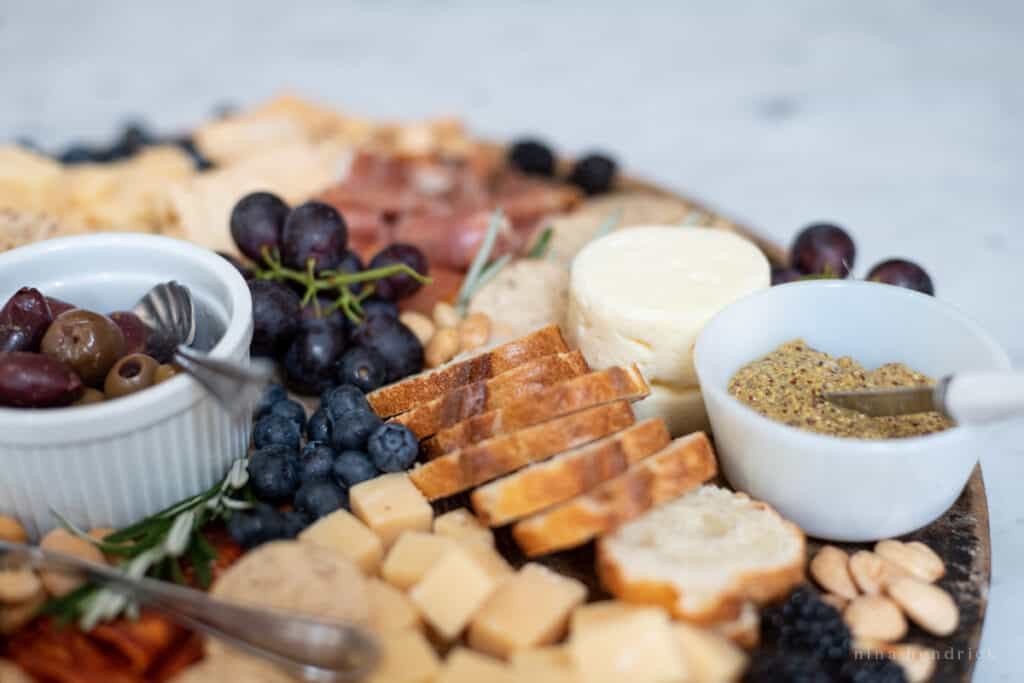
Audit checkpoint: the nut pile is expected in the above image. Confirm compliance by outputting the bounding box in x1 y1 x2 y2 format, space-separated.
400 304 493 369
809 539 955 682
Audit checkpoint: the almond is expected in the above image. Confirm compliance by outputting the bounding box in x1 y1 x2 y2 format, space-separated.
844 594 907 642
432 302 460 329
39 528 105 597
457 313 491 353
887 577 959 636
854 640 936 683
810 546 859 600
399 311 436 346
874 539 944 583
0 569 42 605
425 327 460 368
849 550 909 595
820 593 849 611
0 515 27 544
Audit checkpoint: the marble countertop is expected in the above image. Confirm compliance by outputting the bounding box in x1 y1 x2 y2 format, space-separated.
2 1 1021 679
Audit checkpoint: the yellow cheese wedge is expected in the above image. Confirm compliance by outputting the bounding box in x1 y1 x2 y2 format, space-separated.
298 508 383 575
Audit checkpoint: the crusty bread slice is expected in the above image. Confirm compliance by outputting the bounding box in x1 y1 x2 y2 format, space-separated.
390 351 590 440
511 432 717 558
408 402 635 501
471 419 669 527
421 364 649 458
368 324 569 417
711 601 760 649
596 485 805 625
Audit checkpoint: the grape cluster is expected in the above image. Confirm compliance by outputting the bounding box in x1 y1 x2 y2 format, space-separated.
226 192 431 396
227 383 419 549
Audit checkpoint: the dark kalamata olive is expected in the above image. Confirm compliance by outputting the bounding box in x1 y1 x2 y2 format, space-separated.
109 311 148 355
45 297 76 317
40 310 126 387
104 353 159 398
0 287 53 351
0 326 33 353
0 352 84 407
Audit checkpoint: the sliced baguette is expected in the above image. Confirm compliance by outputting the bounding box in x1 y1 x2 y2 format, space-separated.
367 324 569 417
422 364 649 458
511 432 717 557
390 351 590 440
471 419 670 527
596 485 805 624
409 401 635 501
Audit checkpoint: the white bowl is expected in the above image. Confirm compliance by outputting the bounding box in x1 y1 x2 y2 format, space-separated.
0 233 253 539
694 280 1011 541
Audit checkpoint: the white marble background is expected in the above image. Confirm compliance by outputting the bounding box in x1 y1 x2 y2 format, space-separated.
2 1 1022 679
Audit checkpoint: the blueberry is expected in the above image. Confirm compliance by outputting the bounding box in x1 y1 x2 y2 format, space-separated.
337 347 387 393
256 383 288 420
248 446 300 503
322 384 372 422
508 139 555 177
568 153 617 195
252 414 302 451
294 480 349 520
227 503 285 549
330 408 383 452
306 408 332 443
270 399 306 431
368 423 419 472
333 451 379 488
280 510 310 538
299 442 338 483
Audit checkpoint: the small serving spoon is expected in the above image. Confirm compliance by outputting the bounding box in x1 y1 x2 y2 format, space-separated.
133 281 273 417
823 372 1024 424
0 540 379 682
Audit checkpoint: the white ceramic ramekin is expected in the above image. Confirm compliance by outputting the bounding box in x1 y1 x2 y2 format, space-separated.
0 233 253 538
694 280 1011 542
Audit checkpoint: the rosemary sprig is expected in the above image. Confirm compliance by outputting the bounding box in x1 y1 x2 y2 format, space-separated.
527 227 554 259
45 459 252 630
455 209 506 315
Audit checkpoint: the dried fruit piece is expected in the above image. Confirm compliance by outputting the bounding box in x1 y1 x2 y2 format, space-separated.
810 545 859 600
844 595 907 642
887 577 958 636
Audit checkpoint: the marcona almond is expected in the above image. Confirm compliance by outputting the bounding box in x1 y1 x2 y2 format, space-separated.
875 539 944 583
39 528 106 597
844 594 907 642
457 313 491 352
810 545 859 600
849 550 909 594
0 515 27 544
853 640 936 683
425 327 460 368
820 593 849 611
0 588 45 635
432 301 460 329
887 577 959 636
0 569 42 605
399 311 436 346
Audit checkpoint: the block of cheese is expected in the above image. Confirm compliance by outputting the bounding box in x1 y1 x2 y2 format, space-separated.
433 508 495 548
510 646 577 683
436 648 520 683
468 563 587 658
365 628 441 683
632 383 710 437
569 600 666 635
298 508 384 575
350 473 433 548
567 226 770 388
381 531 455 589
368 578 420 633
409 543 509 641
568 608 686 683
674 622 748 683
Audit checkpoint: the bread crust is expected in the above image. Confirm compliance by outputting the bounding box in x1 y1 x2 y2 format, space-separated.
511 432 717 557
422 364 649 458
408 402 636 501
367 325 569 417
471 419 670 527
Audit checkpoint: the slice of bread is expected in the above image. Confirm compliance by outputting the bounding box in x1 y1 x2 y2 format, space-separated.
471 419 670 527
511 432 717 558
367 324 569 417
712 601 760 649
391 351 590 440
596 485 805 624
408 402 635 501
422 365 649 458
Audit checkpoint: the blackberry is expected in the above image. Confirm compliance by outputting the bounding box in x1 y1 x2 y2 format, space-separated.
766 587 852 664
839 656 907 683
744 652 831 683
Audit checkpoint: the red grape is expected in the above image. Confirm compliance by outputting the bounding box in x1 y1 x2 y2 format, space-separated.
282 319 348 395
281 202 348 273
367 244 428 301
0 287 53 352
351 314 423 382
249 280 301 358
867 259 935 295
771 267 804 285
791 223 856 277
230 192 289 262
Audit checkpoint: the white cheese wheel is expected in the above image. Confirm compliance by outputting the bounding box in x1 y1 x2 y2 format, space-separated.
633 384 710 437
567 226 770 387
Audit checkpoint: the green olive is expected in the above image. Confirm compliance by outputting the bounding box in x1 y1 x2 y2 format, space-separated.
40 310 126 387
104 353 159 399
153 363 181 385
73 387 106 406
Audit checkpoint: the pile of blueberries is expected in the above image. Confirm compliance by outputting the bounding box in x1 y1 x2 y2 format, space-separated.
226 382 418 549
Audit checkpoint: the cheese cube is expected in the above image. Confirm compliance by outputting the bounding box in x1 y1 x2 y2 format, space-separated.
569 600 664 635
674 622 747 683
569 609 686 683
469 563 587 658
436 648 519 683
365 628 440 683
351 473 433 548
368 578 420 633
409 544 506 641
298 509 383 575
433 508 495 547
381 531 455 589
510 646 577 683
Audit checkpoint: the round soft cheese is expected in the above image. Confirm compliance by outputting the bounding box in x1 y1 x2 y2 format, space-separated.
567 226 769 387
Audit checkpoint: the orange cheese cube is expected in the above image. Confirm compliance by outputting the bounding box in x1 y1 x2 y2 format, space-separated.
298 508 383 575
351 473 433 548
381 531 455 589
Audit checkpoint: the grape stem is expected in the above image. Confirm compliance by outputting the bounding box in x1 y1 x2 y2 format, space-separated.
253 248 431 324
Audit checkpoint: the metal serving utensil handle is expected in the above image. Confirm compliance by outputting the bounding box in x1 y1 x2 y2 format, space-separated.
0 541 379 683
939 372 1024 425
172 346 275 418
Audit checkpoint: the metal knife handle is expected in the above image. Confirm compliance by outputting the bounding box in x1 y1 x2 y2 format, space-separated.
940 372 1024 425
